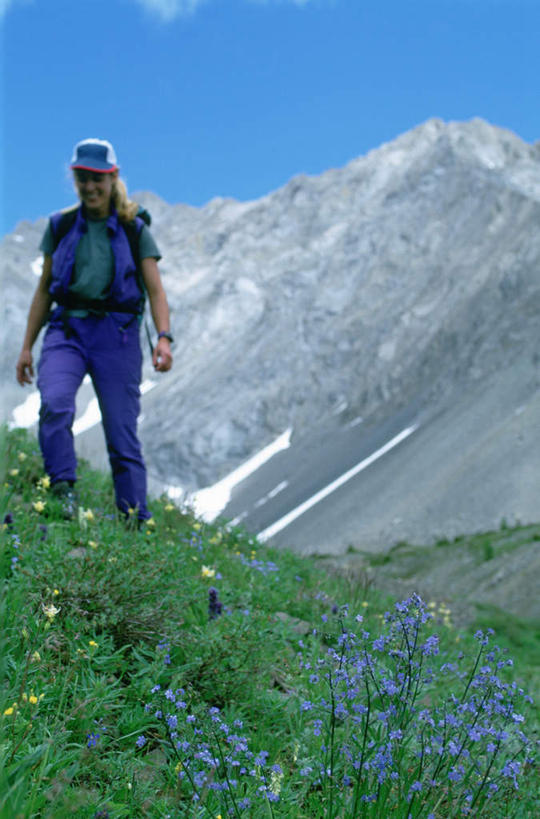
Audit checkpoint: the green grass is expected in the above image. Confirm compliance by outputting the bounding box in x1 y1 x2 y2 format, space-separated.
1 427 538 818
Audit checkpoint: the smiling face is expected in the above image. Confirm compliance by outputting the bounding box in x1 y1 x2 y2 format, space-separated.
73 169 117 219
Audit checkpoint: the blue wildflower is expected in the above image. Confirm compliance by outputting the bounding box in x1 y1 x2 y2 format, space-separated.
166 714 178 730
254 750 269 766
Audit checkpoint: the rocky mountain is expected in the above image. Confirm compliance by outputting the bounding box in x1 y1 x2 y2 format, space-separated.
2 118 540 552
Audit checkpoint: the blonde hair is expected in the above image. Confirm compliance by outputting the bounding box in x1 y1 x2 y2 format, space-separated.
71 171 139 222
112 176 139 222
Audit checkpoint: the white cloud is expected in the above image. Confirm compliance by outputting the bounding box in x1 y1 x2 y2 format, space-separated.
132 0 208 21
249 0 313 5
0 0 33 20
132 0 314 22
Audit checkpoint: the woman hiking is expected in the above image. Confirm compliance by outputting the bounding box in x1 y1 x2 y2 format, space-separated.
15 138 173 523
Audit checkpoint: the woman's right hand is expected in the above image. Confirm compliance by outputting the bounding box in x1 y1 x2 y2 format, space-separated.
16 349 34 385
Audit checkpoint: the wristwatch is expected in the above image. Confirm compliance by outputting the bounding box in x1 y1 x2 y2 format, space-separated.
157 331 174 343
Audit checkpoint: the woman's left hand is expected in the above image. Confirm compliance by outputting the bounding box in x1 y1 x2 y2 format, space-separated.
153 338 173 372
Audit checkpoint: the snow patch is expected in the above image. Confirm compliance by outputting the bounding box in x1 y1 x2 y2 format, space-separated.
187 428 293 522
31 256 43 277
10 391 41 428
258 425 418 542
73 398 101 436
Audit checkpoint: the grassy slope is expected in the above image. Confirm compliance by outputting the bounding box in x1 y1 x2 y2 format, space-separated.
1 427 538 818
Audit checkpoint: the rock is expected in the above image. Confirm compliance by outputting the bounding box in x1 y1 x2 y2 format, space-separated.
3 117 540 552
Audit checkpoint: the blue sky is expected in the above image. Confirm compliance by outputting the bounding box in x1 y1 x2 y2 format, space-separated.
2 0 539 235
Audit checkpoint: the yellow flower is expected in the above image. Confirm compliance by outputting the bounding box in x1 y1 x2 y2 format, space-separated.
31 651 41 663
201 565 216 579
361 601 369 608
89 640 98 648
33 500 46 513
18 452 27 462
3 704 17 716
89 540 98 549
83 508 94 521
9 468 19 477
38 475 51 490
164 503 175 511
53 589 60 596
29 695 39 705
146 517 156 528
193 522 201 531
42 603 60 622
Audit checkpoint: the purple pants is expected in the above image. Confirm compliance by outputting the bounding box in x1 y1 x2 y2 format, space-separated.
37 312 149 519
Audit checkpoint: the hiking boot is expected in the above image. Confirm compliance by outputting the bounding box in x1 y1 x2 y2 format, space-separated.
51 481 79 520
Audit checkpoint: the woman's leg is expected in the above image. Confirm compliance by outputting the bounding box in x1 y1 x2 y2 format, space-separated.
89 316 149 520
37 325 87 484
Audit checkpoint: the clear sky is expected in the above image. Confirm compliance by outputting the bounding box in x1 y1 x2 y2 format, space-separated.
2 0 539 235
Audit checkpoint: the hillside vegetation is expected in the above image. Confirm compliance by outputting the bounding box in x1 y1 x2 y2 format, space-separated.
1 427 538 818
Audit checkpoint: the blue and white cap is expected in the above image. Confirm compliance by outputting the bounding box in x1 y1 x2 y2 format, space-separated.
70 138 118 172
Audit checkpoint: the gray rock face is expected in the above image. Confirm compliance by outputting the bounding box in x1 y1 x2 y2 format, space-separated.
2 117 540 549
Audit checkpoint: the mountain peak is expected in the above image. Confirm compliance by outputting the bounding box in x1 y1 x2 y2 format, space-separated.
4 118 540 552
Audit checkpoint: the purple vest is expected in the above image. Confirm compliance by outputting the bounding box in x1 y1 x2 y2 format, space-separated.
48 206 144 314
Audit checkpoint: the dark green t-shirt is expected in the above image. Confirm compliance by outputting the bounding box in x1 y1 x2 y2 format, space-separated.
40 217 161 315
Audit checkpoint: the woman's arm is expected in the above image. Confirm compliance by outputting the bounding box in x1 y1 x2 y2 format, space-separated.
16 255 54 385
140 256 173 373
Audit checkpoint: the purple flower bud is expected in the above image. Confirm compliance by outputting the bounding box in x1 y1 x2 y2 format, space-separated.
208 587 223 620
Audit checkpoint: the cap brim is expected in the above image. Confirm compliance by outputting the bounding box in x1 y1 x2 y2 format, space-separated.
71 162 118 172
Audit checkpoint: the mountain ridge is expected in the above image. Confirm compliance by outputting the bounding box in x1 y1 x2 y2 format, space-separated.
2 117 540 552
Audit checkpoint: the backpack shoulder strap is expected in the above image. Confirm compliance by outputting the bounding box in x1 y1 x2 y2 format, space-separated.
49 206 79 252
121 216 148 299
122 217 144 270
